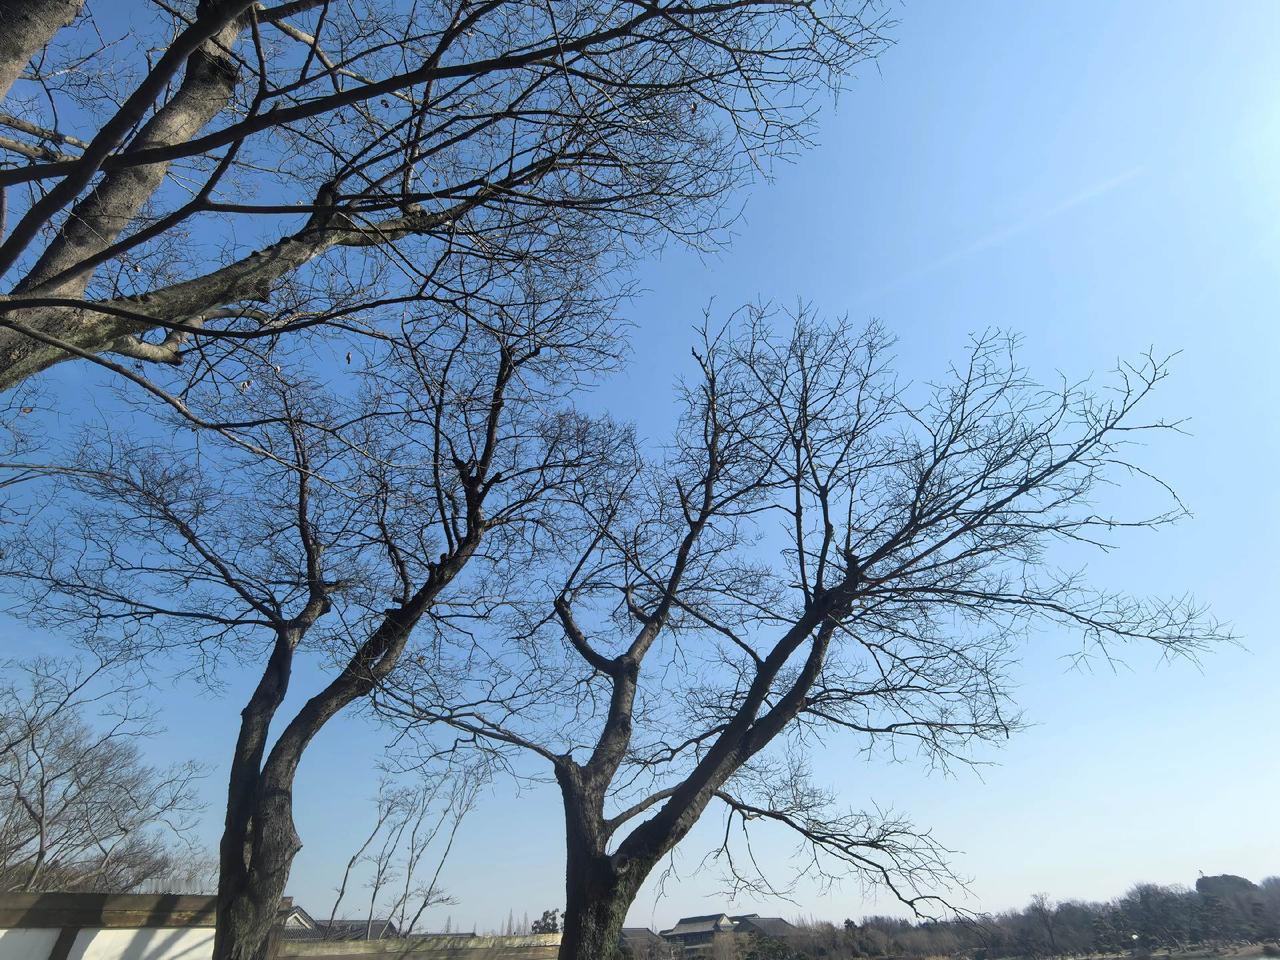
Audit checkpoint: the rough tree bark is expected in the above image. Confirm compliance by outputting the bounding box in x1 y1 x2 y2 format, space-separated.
558 768 639 960
0 0 889 392
0 0 251 385
214 633 301 960
15 29 242 296
213 542 477 960
554 614 839 960
0 0 84 101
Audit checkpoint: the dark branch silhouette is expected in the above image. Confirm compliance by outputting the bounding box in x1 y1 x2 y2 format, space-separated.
1 275 629 959
0 0 890 390
378 303 1227 960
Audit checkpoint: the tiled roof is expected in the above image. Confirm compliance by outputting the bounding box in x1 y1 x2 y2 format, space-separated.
282 905 318 930
735 916 798 938
661 913 735 937
280 918 399 940
622 927 665 943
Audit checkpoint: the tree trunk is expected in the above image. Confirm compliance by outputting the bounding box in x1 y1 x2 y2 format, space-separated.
15 22 241 295
0 13 242 389
213 780 301 960
557 767 646 960
205 545 467 960
0 0 83 101
559 848 633 960
212 637 298 960
210 602 429 960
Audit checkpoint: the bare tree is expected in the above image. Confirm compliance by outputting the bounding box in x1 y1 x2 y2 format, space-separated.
325 791 395 939
1029 893 1060 956
0 655 203 892
1 277 628 958
323 769 479 938
380 304 1229 960
136 854 222 895
0 0 891 392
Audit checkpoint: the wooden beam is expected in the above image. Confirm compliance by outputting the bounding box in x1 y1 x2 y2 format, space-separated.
0 893 218 929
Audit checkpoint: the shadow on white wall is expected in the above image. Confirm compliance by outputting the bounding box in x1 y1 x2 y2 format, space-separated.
53 926 214 960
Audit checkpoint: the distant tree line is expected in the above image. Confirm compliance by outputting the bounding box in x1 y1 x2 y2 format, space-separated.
774 875 1280 960
0 656 203 892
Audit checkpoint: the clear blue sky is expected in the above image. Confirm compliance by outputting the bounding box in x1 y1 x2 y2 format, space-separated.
7 0 1280 933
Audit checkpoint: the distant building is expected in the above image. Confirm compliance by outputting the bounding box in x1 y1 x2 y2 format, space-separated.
731 914 799 941
660 913 738 955
281 904 317 935
278 906 400 941
622 926 677 958
658 912 798 957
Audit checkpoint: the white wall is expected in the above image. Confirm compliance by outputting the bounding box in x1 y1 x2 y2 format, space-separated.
0 928 60 960
0 926 214 960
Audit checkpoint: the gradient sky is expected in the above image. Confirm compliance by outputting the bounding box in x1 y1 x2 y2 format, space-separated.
6 0 1280 935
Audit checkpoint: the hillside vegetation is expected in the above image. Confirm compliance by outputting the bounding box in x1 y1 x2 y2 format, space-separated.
778 875 1280 960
